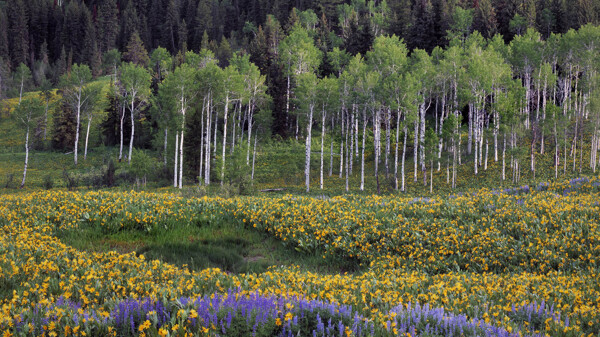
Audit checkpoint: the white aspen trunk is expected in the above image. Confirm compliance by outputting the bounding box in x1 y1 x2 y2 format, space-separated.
286 74 290 133
119 103 125 162
179 84 186 189
179 129 184 189
385 107 390 178
474 108 478 176
231 102 237 155
467 103 473 154
430 159 433 193
174 133 179 187
345 114 350 192
374 107 380 193
524 73 531 129
438 95 446 171
349 109 354 176
502 134 506 181
199 99 205 182
452 137 456 189
494 111 499 162
164 128 168 168
84 117 91 160
413 120 419 182
394 109 401 190
74 90 81 166
360 111 366 191
401 126 407 192
205 94 212 185
213 107 218 155
484 137 488 171
221 95 229 185
355 116 359 156
419 101 427 173
320 106 326 190
21 125 29 188
339 107 345 178
128 96 136 165
305 105 314 192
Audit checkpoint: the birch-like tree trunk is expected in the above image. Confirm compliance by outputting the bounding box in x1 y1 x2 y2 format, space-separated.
305 105 314 192
119 103 125 162
413 120 419 182
128 92 137 165
320 105 326 190
360 111 367 191
221 95 230 185
74 89 81 165
84 117 92 160
21 125 29 188
385 107 390 178
401 126 407 192
174 133 179 187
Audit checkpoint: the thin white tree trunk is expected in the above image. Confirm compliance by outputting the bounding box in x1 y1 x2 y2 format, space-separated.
394 109 401 190
320 106 326 189
74 92 81 165
221 96 229 185
174 133 179 187
205 95 212 185
305 106 314 192
385 107 390 178
21 126 29 188
360 111 366 191
84 117 91 160
402 126 407 192
414 120 419 182
339 108 345 178
179 129 184 189
128 97 135 165
119 103 125 162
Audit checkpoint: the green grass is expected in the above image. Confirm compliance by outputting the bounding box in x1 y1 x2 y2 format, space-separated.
55 213 363 275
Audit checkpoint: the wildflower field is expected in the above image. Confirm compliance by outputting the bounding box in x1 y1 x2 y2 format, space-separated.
1 177 600 336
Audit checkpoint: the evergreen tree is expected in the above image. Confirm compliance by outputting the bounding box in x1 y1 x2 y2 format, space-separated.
409 0 437 52
7 0 29 67
51 92 77 151
0 8 9 62
123 32 150 67
96 0 119 53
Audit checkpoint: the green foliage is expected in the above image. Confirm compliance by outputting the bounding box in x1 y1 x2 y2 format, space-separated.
129 149 155 186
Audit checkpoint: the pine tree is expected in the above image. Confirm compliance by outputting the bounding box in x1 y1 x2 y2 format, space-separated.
123 32 150 67
0 8 9 62
410 0 437 52
96 0 118 53
7 0 29 67
90 43 103 78
51 93 77 151
474 0 498 39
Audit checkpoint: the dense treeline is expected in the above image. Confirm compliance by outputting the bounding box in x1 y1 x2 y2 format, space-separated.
2 0 600 192
1 0 600 95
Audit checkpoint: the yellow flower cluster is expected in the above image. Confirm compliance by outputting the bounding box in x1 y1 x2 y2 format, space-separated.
0 181 599 335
